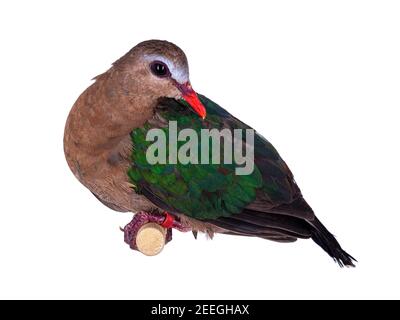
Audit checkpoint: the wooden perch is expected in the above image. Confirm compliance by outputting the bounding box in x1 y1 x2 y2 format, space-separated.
135 222 167 256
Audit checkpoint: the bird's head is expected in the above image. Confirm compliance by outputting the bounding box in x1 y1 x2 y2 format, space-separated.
115 40 206 119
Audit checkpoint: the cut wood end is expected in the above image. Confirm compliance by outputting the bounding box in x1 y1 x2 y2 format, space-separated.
136 222 167 256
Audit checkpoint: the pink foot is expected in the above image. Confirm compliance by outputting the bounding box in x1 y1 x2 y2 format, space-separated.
123 211 191 251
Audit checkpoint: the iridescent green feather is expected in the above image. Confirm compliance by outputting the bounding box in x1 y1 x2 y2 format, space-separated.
129 95 291 220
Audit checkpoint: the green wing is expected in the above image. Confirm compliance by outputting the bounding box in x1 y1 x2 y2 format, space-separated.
128 95 357 267
128 95 304 220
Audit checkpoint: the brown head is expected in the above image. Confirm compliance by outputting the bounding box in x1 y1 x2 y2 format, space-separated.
111 40 206 119
65 40 207 158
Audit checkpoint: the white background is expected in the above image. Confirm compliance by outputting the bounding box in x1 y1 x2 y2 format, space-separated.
0 0 399 299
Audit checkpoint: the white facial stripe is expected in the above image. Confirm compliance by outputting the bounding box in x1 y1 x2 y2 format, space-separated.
144 54 189 84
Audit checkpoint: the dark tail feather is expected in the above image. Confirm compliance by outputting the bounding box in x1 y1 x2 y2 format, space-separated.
310 218 356 267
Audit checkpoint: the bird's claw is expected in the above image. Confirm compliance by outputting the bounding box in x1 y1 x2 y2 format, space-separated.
122 211 190 251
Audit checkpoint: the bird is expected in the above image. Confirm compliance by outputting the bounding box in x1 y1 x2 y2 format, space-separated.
64 39 355 267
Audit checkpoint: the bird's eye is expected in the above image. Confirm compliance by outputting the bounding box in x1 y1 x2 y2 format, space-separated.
150 61 170 78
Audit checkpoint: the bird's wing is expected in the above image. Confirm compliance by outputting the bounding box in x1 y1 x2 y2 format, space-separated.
128 95 315 235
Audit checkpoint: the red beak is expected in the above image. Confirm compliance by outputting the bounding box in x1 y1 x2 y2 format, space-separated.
176 82 206 119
